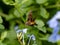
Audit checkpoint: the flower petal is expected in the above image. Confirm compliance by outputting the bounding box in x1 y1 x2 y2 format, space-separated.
52 27 59 34
23 28 27 33
47 19 58 28
48 34 57 43
53 11 60 19
31 35 36 40
16 30 22 33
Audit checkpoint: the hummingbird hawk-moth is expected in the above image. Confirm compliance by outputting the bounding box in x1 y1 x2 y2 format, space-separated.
26 11 36 26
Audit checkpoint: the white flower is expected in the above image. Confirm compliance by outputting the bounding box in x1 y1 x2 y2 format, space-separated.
16 28 27 34
23 28 27 33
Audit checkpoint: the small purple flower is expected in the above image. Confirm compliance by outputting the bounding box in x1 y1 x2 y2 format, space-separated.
27 34 36 44
27 34 36 41
48 27 59 43
48 34 57 43
31 35 36 41
47 11 60 28
47 19 58 28
48 34 60 43
47 11 60 43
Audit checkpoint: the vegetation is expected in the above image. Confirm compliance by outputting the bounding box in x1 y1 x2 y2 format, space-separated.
0 0 60 45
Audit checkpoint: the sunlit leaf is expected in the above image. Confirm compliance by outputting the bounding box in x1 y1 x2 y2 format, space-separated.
1 31 7 41
35 19 45 27
40 6 49 19
35 19 47 33
36 0 47 4
15 0 22 4
22 0 34 7
6 14 15 21
39 27 46 33
0 42 7 45
0 24 4 30
14 9 20 18
3 0 15 5
0 16 3 23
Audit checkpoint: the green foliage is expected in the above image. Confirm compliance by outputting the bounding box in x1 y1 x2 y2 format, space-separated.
0 16 3 23
36 0 47 4
40 6 49 19
0 0 60 45
1 31 7 42
3 0 15 5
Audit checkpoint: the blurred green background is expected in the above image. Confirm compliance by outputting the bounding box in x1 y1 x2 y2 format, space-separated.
0 0 60 45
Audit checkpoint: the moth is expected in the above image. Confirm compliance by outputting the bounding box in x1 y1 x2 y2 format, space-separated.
26 11 36 26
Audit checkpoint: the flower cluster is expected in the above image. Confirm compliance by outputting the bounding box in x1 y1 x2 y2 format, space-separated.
47 11 60 43
14 26 27 34
14 26 36 44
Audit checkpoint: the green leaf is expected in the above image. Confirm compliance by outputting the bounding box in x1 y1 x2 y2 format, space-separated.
14 9 20 18
35 19 47 33
35 19 44 27
40 7 49 19
36 39 42 45
22 0 34 7
3 0 15 5
39 27 46 33
15 0 28 4
6 14 15 21
1 31 7 41
0 42 7 45
36 0 47 4
0 24 4 30
0 16 3 23
7 30 16 40
7 22 16 40
15 0 22 4
6 40 20 45
1 22 20 45
39 34 49 40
